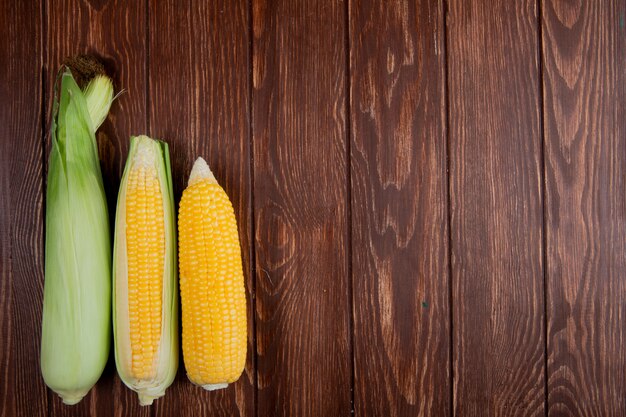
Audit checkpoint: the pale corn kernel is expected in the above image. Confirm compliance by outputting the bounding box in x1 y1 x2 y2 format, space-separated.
125 160 165 380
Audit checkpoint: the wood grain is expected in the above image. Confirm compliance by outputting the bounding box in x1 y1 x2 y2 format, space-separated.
0 0 47 416
252 0 351 415
148 0 254 416
542 0 626 415
6 0 626 415
447 0 546 415
45 0 148 415
349 0 450 415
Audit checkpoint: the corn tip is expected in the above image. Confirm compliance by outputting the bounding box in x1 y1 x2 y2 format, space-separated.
58 389 89 405
188 157 216 186
131 136 158 169
138 393 156 406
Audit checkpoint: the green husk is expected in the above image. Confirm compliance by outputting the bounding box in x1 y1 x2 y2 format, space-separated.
113 136 178 406
41 68 114 405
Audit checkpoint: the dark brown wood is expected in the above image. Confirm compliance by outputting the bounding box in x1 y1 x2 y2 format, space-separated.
447 0 546 415
349 0 450 415
252 0 351 416
542 0 626 415
0 0 47 416
45 0 148 415
7 0 626 415
148 0 254 416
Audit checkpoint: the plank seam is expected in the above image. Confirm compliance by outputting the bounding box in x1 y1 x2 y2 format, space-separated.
40 0 50 413
441 0 454 415
343 0 356 414
248 0 259 415
536 0 549 415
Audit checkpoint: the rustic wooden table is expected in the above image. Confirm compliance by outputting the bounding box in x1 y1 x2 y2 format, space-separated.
2 0 625 416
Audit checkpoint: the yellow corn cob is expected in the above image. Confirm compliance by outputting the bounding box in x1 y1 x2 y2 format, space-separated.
125 151 165 379
113 136 178 405
178 157 247 390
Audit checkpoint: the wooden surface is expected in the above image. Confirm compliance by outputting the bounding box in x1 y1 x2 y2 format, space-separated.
447 0 546 415
252 1 351 415
1 0 47 416
542 1 626 416
350 0 450 415
1 0 626 416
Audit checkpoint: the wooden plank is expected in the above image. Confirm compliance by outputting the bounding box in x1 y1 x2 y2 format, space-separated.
349 0 450 415
45 0 147 415
542 0 626 414
447 0 546 415
252 0 351 416
148 0 254 416
0 0 46 416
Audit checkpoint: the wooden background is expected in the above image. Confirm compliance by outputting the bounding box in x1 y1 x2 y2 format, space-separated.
1 0 625 415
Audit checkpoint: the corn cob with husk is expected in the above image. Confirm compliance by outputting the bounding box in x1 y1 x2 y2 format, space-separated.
41 60 114 405
113 135 178 405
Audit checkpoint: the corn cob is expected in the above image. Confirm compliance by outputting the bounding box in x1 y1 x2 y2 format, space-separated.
178 157 247 390
41 67 113 405
113 135 178 405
